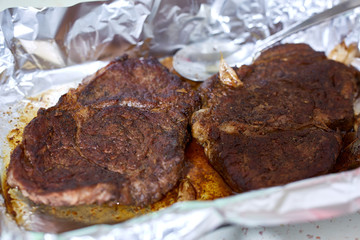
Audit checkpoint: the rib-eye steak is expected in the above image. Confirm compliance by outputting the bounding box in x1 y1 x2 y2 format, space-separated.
7 55 200 207
192 43 359 193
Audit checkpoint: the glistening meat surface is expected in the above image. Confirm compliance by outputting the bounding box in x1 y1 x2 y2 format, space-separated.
192 43 359 193
7 55 200 207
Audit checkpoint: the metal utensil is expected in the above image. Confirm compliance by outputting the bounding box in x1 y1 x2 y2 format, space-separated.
173 0 360 81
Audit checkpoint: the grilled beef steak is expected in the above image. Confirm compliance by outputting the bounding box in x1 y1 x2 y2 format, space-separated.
192 44 358 192
7 55 200 207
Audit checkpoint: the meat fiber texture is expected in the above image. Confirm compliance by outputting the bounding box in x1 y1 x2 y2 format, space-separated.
7 55 200 207
192 43 359 193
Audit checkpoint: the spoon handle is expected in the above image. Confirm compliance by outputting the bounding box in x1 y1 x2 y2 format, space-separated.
256 0 360 53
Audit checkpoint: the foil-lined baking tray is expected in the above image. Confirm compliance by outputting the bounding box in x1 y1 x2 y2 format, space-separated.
1 0 360 239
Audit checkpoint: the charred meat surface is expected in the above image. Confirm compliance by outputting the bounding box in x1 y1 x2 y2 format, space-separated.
7 55 200 207
192 43 358 193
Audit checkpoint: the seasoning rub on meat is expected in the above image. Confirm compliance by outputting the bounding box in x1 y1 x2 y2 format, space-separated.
7 55 200 207
192 44 359 193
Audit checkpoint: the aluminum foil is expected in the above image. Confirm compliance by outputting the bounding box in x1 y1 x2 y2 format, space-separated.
1 0 360 239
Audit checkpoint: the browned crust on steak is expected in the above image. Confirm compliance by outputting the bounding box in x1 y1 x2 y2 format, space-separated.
7 55 200 207
202 128 341 192
192 43 358 192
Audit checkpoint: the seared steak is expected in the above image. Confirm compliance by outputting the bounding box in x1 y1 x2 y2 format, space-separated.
7 55 200 207
192 44 358 192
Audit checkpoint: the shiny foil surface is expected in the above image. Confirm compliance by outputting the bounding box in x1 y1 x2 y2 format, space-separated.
1 0 360 239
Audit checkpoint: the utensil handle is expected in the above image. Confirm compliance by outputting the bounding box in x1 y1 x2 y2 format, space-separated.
257 0 360 53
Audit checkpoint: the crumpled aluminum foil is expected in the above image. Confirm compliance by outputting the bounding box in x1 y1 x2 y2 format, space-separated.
1 0 360 239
